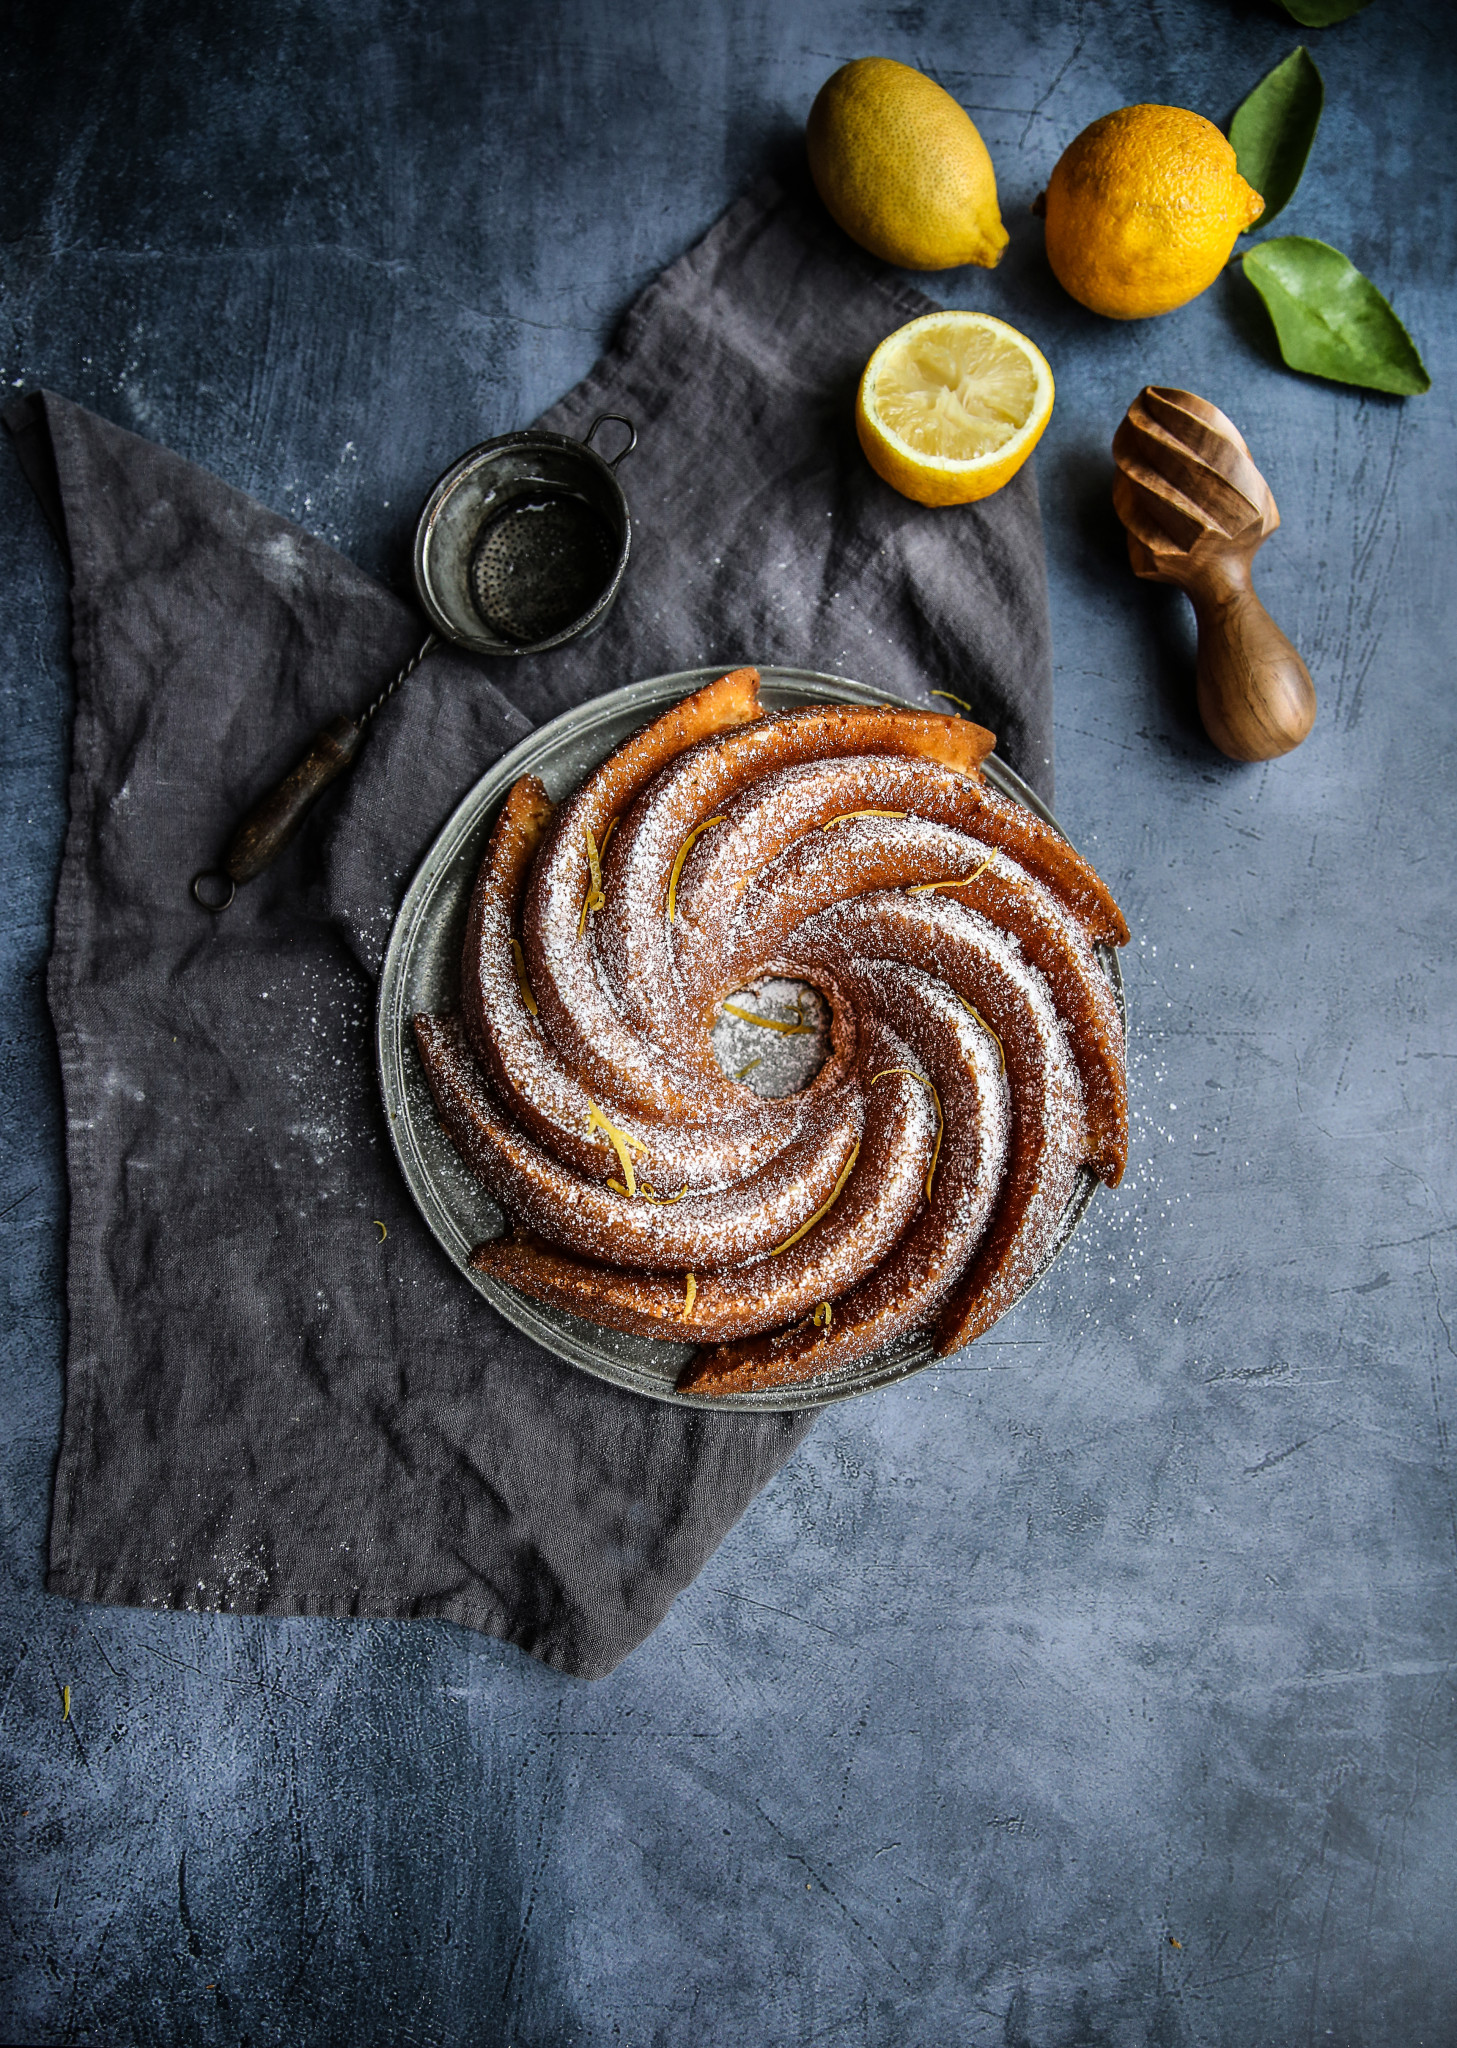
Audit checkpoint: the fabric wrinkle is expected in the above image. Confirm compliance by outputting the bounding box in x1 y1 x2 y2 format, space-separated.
15 177 1054 1681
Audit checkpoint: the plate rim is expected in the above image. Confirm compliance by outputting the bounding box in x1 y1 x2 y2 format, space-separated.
376 665 1126 1411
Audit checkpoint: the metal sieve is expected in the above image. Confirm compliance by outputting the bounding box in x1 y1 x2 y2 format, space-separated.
415 414 634 656
192 412 636 910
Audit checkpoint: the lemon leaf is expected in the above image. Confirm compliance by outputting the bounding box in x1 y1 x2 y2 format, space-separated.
1229 47 1322 227
1274 0 1372 22
1242 238 1430 396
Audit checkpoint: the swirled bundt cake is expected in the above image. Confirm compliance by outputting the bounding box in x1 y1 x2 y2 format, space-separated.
413 667 1128 1397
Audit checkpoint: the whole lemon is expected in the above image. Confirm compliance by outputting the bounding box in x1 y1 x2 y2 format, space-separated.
1040 104 1264 319
807 58 1008 271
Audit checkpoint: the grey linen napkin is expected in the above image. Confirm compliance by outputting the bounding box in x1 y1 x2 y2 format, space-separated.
13 177 1053 1680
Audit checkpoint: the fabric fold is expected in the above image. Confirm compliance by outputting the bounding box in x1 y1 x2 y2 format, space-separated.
14 175 1054 1678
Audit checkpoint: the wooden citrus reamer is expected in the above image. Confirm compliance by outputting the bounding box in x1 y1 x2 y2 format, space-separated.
1112 386 1315 761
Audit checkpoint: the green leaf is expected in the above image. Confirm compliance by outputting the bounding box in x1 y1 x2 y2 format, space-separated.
1242 238 1430 396
1275 0 1373 23
1229 48 1323 226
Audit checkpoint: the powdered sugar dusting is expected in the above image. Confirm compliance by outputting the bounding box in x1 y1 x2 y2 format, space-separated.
412 679 1130 1393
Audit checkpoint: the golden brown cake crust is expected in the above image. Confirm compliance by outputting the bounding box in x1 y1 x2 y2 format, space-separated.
411 669 1129 1397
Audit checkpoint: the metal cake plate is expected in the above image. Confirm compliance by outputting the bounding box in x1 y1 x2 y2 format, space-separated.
377 667 1127 1411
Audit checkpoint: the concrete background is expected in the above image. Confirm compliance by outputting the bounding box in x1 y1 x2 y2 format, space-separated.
2 1 1454 2042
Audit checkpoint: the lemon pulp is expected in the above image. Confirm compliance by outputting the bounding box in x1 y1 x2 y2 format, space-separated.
876 323 1041 459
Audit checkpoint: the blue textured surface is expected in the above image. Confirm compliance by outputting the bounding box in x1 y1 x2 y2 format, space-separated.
2 2 1454 2042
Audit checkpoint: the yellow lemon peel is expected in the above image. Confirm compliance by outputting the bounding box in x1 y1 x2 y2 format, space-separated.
907 853 996 895
769 1143 860 1256
510 938 539 1017
681 1273 697 1321
957 995 1006 1073
736 1056 763 1079
813 1301 833 1331
821 809 908 828
667 816 724 920
868 1065 943 1199
930 690 972 712
721 999 815 1035
578 822 613 937
586 1101 644 1196
924 1082 944 1200
609 1178 685 1205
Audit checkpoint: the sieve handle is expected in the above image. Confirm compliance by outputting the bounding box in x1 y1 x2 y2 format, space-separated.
192 633 439 911
190 716 366 909
225 715 368 879
584 412 637 470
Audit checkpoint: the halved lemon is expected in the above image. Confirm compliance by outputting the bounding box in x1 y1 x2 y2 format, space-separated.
855 311 1055 507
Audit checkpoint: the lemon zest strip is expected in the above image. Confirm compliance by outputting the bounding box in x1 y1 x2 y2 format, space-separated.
577 822 611 937
769 1143 860 1256
957 995 1006 1074
868 1065 943 1198
722 1000 814 1035
924 1082 944 1201
821 809 908 828
510 938 539 1017
736 1056 763 1079
611 1178 685 1204
906 853 996 896
930 690 972 712
587 1103 645 1153
681 1273 697 1321
586 1101 644 1196
813 1301 833 1331
667 816 724 920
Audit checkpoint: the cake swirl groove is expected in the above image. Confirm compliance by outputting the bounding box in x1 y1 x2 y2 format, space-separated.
413 668 1129 1397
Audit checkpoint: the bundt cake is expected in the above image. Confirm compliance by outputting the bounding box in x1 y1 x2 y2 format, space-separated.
413 667 1128 1397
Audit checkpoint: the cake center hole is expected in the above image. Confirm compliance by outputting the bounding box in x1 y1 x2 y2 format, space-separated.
711 978 831 1099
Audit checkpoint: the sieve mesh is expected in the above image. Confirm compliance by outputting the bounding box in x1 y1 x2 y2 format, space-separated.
468 491 616 644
